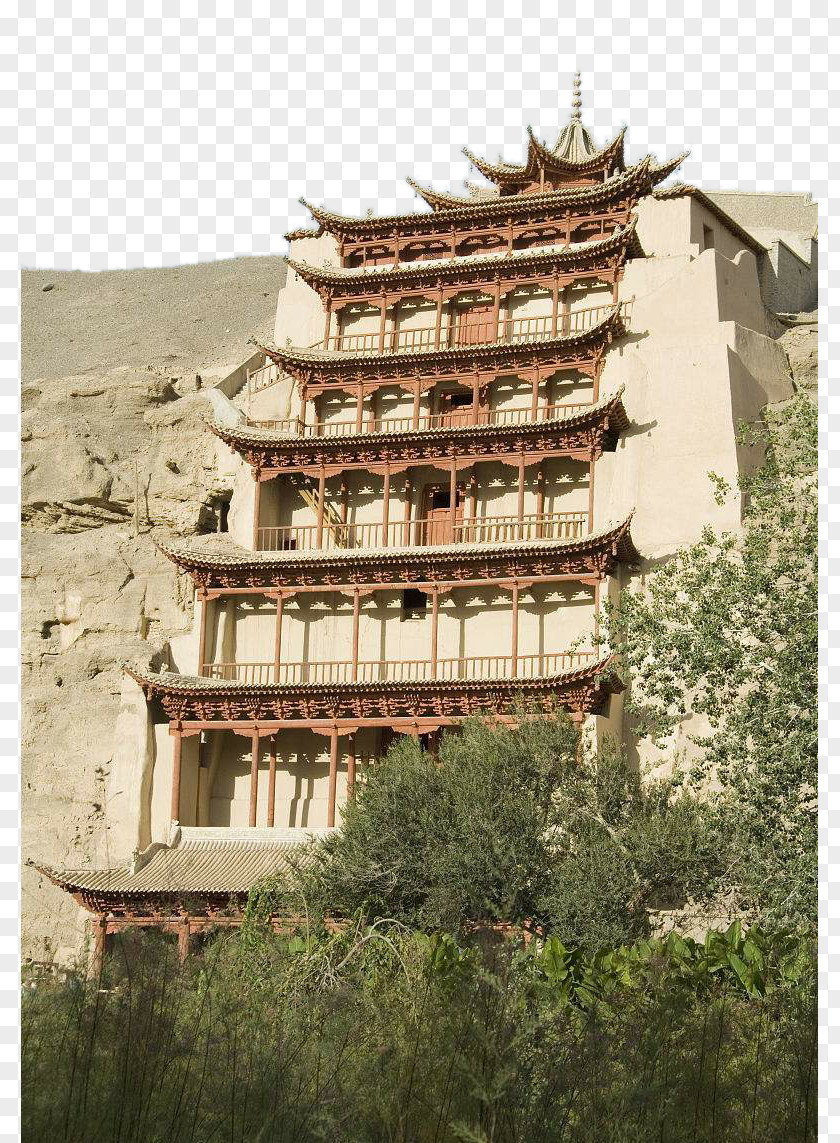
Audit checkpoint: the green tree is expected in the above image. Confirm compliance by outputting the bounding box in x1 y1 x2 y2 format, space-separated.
612 393 817 927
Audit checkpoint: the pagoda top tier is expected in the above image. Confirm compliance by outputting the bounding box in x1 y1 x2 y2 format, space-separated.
461 75 627 194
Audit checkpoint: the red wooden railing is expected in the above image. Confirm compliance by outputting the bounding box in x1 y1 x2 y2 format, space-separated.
246 301 631 393
255 510 588 553
322 304 621 356
249 400 592 436
200 649 597 686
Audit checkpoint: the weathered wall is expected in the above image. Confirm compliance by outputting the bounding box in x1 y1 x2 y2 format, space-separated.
22 258 286 965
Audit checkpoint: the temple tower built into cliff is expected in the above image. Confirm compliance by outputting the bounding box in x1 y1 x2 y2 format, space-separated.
36 80 805 961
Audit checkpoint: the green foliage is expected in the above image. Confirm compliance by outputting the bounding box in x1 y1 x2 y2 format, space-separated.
265 713 724 946
22 925 817 1143
611 393 817 928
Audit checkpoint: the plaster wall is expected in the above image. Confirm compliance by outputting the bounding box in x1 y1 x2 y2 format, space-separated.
275 233 340 347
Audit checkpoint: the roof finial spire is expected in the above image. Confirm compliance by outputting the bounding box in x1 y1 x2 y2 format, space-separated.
571 72 582 121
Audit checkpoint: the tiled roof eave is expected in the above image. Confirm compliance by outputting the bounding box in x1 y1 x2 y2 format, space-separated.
302 154 686 237
125 655 619 697
156 510 637 573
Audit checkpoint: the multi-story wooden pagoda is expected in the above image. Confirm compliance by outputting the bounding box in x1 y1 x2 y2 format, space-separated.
37 78 703 960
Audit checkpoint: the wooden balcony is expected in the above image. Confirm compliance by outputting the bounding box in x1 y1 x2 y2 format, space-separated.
200 650 598 686
255 510 588 553
249 400 592 437
247 302 629 395
324 307 614 357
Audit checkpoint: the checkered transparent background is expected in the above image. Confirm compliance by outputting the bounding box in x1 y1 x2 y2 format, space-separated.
3 3 836 1138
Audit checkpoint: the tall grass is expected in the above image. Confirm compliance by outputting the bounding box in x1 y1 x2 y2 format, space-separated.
22 924 816 1143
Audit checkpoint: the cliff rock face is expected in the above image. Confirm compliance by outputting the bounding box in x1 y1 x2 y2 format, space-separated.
21 258 284 965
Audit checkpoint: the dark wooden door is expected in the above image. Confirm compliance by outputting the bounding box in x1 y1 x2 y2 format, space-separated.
455 304 493 346
421 484 463 545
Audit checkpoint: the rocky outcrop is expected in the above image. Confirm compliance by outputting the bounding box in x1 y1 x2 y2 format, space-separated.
22 258 284 965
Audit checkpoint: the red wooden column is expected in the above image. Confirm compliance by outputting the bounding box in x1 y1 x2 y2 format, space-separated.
402 476 412 545
434 290 444 349
323 301 332 349
471 374 480 424
430 587 440 677
492 278 501 338
467 467 477 538
412 379 422 428
252 472 262 550
530 376 540 419
588 452 596 532
551 273 559 336
536 464 546 538
382 464 391 543
273 594 284 683
170 726 183 822
249 728 261 827
267 733 278 827
299 383 308 431
327 728 339 827
315 466 327 548
355 386 364 432
449 457 458 537
340 477 349 530
351 589 361 681
346 733 357 801
378 295 387 352
510 582 520 677
177 917 191 964
517 454 526 534
196 589 208 674
89 915 107 979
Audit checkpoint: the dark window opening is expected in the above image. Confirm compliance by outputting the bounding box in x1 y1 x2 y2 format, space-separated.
402 588 428 619
702 224 715 251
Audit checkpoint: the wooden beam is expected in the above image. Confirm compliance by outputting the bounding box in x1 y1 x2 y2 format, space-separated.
327 728 339 827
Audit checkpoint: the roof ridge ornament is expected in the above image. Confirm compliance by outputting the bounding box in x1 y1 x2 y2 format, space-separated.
571 71 583 122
